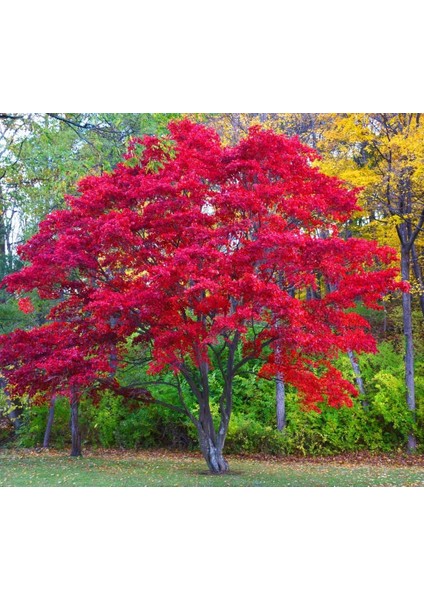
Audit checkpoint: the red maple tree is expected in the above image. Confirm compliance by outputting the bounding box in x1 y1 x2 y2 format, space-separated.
0 120 403 471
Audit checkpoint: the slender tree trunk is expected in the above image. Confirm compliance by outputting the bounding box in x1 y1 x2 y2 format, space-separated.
0 198 7 269
400 247 416 452
43 396 57 448
382 301 388 335
411 243 424 318
70 388 82 457
347 349 368 407
230 113 242 144
275 373 286 431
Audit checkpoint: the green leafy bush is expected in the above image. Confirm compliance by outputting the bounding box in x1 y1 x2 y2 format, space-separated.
15 397 70 448
4 341 423 456
225 413 286 455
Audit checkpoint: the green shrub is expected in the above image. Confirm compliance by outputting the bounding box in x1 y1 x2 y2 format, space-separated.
225 413 286 455
15 397 70 448
79 392 126 448
114 404 197 450
4 341 423 456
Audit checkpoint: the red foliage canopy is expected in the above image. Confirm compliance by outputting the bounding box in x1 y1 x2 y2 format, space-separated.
0 120 402 409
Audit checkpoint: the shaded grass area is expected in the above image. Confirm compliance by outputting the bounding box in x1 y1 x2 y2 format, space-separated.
2 449 424 487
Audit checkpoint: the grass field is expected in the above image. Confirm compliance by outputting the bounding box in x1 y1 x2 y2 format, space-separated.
1 448 424 486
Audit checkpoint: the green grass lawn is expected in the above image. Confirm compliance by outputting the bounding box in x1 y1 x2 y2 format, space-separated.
1 448 424 486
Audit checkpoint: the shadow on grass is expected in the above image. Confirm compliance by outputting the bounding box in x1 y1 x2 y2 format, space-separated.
193 470 246 477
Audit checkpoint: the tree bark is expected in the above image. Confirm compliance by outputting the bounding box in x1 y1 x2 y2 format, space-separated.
43 396 57 448
198 425 229 473
275 373 286 431
196 377 230 473
400 247 416 452
411 242 424 318
70 388 82 457
0 192 7 265
179 332 241 473
347 349 368 407
180 361 231 473
230 113 242 145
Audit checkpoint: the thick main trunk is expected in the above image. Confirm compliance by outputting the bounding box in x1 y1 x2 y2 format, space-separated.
198 427 229 473
275 374 286 431
70 390 82 457
180 353 235 473
196 359 231 473
43 396 57 448
400 248 416 452
197 401 230 473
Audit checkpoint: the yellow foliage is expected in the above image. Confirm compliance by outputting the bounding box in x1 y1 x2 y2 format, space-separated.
315 113 424 257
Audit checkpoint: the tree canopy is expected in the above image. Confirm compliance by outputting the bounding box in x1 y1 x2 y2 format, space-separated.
0 119 403 471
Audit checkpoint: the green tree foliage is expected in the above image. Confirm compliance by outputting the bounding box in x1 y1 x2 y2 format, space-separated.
1 113 180 243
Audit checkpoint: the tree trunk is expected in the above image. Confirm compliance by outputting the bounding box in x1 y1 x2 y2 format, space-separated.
400 248 416 452
276 374 286 431
347 349 368 407
382 301 387 335
0 198 7 270
43 396 56 448
70 389 82 457
197 397 230 473
198 425 229 473
411 243 424 318
179 350 236 473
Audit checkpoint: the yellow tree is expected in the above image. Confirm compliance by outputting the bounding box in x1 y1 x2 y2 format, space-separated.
316 113 424 451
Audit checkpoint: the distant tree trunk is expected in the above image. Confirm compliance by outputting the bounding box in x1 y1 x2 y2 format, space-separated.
411 243 424 318
400 246 416 452
382 301 388 335
70 388 82 457
43 396 57 448
109 316 119 375
347 349 368 407
275 373 286 431
0 198 7 268
230 113 242 144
